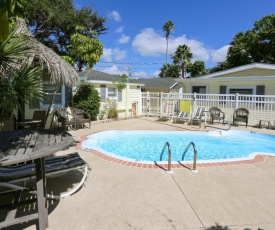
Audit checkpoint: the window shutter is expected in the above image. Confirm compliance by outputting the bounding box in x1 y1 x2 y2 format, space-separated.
118 91 122 102
256 85 265 106
256 85 265 95
219 86 227 104
100 85 106 102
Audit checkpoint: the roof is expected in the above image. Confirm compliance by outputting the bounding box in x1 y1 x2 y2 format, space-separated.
197 63 275 79
78 69 144 86
130 78 182 90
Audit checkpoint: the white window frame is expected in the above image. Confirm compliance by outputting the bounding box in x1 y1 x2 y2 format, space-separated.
227 86 256 95
41 84 65 109
107 87 117 99
190 84 208 94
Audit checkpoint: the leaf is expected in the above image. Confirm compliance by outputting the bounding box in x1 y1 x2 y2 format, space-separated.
0 14 9 42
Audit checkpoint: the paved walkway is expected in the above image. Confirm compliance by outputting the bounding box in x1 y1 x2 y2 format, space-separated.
2 117 275 230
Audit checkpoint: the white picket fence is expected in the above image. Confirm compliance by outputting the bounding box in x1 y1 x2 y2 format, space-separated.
141 92 275 127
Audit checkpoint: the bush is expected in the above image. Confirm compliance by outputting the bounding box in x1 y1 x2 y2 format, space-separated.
108 108 118 119
73 84 100 121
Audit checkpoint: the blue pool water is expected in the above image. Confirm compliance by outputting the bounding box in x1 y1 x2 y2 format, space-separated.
81 130 275 162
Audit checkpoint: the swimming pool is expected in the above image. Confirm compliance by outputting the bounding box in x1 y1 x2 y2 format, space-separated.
81 130 275 163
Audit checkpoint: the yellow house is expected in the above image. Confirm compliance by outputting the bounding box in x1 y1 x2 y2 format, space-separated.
176 63 275 96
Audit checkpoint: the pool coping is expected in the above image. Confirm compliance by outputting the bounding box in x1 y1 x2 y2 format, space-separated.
76 131 275 169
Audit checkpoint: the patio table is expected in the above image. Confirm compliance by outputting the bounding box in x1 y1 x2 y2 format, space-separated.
0 129 73 229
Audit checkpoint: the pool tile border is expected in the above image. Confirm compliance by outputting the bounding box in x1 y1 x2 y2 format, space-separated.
76 133 275 169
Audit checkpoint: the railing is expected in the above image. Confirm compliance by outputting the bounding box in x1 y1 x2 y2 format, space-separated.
159 142 172 174
204 111 232 131
141 92 275 126
181 142 198 173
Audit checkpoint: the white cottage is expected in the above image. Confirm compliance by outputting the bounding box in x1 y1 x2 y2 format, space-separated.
78 69 144 118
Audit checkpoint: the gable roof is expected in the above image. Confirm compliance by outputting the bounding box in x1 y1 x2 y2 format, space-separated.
198 63 275 79
78 69 119 82
130 78 182 90
78 69 143 85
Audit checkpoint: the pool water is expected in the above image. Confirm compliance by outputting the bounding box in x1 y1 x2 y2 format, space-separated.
81 130 275 162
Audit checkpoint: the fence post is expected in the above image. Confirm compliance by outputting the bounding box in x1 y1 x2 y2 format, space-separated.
146 91 150 116
159 92 163 115
193 92 197 115
235 93 239 109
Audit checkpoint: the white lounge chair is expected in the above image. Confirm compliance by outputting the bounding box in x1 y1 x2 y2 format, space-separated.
191 107 206 127
158 100 176 121
0 152 88 200
171 111 191 123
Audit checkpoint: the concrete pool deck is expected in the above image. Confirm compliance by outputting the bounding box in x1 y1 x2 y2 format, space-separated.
2 116 275 229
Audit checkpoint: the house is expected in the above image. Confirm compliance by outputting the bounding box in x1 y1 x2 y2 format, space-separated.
130 77 183 93
78 69 144 118
176 63 275 96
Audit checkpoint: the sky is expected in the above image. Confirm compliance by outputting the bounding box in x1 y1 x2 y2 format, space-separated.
73 0 275 78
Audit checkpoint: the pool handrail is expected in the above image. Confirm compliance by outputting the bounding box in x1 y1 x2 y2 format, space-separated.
181 142 198 173
160 142 172 173
204 110 231 131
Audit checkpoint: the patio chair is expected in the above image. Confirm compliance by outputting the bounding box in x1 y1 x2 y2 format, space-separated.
32 110 47 128
17 110 46 129
71 108 91 129
54 108 78 130
191 107 206 126
233 108 249 128
209 107 225 124
159 100 176 121
171 111 191 123
0 152 88 200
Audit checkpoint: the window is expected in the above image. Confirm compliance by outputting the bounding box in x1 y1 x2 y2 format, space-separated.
107 87 116 98
191 85 207 94
100 85 123 102
43 84 62 105
228 88 254 95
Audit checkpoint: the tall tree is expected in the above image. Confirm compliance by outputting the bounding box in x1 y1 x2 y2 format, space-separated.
0 0 27 41
225 14 275 70
162 20 174 65
23 0 108 70
189 61 206 77
172 44 193 78
159 64 180 78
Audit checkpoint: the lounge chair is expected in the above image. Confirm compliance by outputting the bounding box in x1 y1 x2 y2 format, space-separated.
159 100 176 121
209 107 225 124
0 152 88 200
171 111 191 123
233 108 249 127
191 107 206 126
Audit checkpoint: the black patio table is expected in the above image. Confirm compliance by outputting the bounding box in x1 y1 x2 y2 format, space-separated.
0 129 73 229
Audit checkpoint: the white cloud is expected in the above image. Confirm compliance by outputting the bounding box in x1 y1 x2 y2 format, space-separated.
101 48 113 62
210 45 230 63
131 71 148 78
101 48 127 62
132 28 228 65
132 28 166 57
115 26 124 33
108 11 121 22
118 34 130 44
113 48 126 60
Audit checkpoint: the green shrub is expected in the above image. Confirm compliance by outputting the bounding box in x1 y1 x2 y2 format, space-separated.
108 108 118 119
73 84 100 121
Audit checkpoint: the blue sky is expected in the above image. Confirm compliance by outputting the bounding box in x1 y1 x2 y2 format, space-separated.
73 0 275 78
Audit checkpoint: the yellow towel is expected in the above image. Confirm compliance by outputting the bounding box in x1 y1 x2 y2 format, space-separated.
180 100 191 113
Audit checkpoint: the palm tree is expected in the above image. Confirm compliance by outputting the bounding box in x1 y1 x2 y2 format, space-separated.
162 20 174 65
172 44 193 78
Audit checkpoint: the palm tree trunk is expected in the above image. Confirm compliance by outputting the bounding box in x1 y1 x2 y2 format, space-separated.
166 38 168 64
